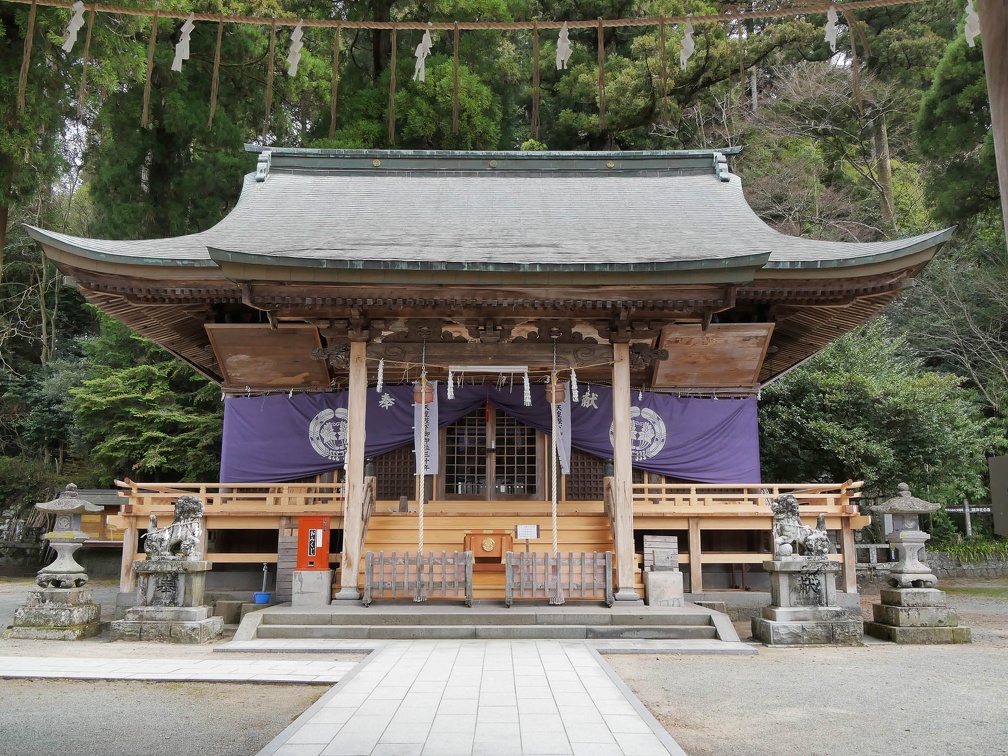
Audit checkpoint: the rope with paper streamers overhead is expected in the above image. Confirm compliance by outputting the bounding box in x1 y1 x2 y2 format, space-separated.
12 0 948 132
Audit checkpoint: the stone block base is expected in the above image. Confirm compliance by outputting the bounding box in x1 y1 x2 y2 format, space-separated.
752 616 863 646
110 605 223 643
643 571 684 607
2 588 101 641
865 587 971 644
292 569 334 607
864 622 971 644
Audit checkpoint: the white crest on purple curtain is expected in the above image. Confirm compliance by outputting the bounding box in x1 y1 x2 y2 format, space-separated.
609 406 667 462
308 407 349 461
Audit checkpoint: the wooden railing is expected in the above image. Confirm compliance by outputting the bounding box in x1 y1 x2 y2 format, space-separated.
114 478 345 516
631 481 863 513
363 550 474 606
504 551 614 607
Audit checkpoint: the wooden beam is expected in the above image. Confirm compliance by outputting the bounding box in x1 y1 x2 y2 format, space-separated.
979 0 1008 252
688 517 703 594
119 517 138 593
335 340 368 600
610 342 640 601
369 342 614 370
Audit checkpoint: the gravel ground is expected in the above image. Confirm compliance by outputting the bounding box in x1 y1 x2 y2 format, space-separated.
607 578 1008 756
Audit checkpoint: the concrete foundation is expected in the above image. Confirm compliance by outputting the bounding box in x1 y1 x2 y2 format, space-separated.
292 569 334 607
643 571 684 607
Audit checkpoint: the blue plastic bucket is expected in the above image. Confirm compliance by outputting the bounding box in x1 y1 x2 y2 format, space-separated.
253 591 272 604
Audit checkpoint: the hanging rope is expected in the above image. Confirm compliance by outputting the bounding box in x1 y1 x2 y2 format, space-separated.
452 21 460 133
596 17 606 131
76 5 95 119
842 8 866 115
389 27 397 145
207 18 223 127
329 25 340 139
550 371 559 558
415 362 427 602
140 10 158 127
262 19 276 140
531 20 540 138
659 15 669 126
17 0 37 112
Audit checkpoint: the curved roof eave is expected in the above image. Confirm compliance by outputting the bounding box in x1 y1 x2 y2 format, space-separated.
763 226 956 270
24 225 219 269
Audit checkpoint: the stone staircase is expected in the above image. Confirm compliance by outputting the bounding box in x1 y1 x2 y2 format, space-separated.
236 602 742 643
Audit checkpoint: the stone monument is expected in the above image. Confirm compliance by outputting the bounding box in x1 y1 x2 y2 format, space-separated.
110 494 223 643
751 494 863 646
4 484 102 640
642 535 684 607
864 484 970 644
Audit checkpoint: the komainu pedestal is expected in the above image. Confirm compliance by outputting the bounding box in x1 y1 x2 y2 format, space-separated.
751 559 863 646
110 495 223 644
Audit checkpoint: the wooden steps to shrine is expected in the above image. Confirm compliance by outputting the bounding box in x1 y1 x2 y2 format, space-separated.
359 508 614 602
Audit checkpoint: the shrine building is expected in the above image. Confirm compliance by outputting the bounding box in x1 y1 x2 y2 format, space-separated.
27 146 953 605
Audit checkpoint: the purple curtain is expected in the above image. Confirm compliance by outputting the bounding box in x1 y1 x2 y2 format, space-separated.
221 384 760 484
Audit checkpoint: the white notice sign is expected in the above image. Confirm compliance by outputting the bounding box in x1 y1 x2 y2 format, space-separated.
516 524 540 540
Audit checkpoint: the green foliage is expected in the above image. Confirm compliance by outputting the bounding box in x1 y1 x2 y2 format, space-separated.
934 538 1008 563
759 318 1007 502
0 456 63 517
915 34 999 226
69 315 222 485
926 506 961 547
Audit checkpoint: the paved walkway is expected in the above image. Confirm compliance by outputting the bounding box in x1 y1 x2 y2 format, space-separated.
0 639 687 756
258 640 686 756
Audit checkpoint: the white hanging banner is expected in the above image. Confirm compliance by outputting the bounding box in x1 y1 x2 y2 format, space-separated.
414 382 439 475
555 382 572 475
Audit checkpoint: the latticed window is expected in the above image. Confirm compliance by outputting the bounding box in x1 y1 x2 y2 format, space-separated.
566 449 605 500
374 445 415 501
442 406 539 499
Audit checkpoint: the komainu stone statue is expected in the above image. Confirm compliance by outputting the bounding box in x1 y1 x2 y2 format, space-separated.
142 494 203 560
771 494 831 558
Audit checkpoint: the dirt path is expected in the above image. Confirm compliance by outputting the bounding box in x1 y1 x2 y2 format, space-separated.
608 578 1008 756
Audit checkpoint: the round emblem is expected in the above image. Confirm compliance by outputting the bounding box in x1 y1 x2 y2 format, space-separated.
308 407 349 461
609 407 667 462
481 537 496 552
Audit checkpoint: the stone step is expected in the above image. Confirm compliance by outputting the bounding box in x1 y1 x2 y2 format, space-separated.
258 609 715 628
255 623 717 641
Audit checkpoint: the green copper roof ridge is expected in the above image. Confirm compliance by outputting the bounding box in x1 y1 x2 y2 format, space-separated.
244 144 744 160
205 246 772 274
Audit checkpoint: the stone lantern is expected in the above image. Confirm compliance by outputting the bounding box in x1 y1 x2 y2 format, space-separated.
871 482 940 589
35 483 103 589
3 484 102 640
864 483 971 644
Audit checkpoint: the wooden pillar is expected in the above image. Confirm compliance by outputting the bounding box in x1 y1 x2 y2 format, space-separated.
611 343 641 601
840 519 856 593
335 340 368 600
119 517 138 593
979 0 1008 250
688 516 703 594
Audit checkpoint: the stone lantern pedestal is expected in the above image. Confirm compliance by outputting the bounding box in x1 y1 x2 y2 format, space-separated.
4 484 102 640
864 484 971 644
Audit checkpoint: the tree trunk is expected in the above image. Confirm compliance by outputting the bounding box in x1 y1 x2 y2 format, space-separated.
978 0 1008 256
0 202 8 286
873 115 895 227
